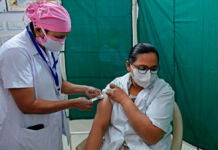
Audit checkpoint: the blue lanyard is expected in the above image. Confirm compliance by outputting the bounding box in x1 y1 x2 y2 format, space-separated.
26 26 60 92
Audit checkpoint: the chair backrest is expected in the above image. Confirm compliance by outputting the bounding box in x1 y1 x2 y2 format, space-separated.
171 102 183 150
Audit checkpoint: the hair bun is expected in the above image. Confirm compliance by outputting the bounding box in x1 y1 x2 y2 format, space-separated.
25 2 42 25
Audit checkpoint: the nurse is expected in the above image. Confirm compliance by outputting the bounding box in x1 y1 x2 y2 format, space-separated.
85 43 175 150
0 2 100 150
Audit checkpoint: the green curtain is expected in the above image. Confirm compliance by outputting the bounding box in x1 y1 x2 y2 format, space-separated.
62 0 132 119
138 0 218 149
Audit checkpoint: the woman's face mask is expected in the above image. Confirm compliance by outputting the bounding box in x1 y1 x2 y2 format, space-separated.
131 66 158 89
36 27 65 52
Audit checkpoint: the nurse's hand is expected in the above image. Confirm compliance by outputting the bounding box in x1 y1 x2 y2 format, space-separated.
85 86 101 98
73 97 93 110
106 83 130 105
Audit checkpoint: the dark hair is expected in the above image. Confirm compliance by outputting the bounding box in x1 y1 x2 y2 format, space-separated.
30 22 35 36
29 22 49 36
128 43 159 64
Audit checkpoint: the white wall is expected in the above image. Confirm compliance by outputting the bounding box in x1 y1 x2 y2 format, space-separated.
0 12 25 44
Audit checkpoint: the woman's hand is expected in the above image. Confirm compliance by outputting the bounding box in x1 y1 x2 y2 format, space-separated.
85 86 101 98
73 97 93 110
106 83 130 105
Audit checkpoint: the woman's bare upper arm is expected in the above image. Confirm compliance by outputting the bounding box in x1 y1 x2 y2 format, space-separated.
95 94 113 127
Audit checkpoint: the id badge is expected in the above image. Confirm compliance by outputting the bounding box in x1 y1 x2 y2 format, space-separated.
55 86 61 96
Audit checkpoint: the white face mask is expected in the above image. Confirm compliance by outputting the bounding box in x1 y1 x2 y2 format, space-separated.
40 37 65 52
36 27 65 52
132 68 157 88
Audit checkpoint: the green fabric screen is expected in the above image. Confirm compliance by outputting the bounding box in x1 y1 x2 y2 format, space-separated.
62 0 132 119
138 0 218 149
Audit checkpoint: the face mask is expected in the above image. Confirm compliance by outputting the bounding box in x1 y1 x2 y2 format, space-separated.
36 27 65 52
132 68 157 88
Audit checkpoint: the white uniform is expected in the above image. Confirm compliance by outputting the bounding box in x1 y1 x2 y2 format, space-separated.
101 73 174 150
0 29 69 150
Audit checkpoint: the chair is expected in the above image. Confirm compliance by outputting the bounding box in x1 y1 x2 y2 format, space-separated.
171 102 183 150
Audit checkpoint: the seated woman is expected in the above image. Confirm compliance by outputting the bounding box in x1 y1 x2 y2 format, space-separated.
85 43 174 150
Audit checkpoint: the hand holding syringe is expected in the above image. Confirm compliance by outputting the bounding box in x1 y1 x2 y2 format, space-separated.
90 94 104 102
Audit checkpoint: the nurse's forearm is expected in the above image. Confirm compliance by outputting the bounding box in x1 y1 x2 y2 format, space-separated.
61 79 88 94
26 98 81 114
10 88 93 114
121 100 164 145
19 98 92 114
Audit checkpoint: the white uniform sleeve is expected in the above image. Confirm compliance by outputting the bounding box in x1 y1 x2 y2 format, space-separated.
1 49 33 89
102 78 120 94
146 84 174 133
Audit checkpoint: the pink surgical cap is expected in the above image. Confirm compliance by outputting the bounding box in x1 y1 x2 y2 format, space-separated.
25 1 71 32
